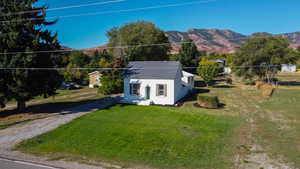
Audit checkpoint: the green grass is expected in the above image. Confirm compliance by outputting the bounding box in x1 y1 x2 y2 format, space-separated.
14 80 300 169
7 87 94 105
17 105 240 169
255 89 300 168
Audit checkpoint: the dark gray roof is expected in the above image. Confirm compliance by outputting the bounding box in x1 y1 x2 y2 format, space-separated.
125 61 181 79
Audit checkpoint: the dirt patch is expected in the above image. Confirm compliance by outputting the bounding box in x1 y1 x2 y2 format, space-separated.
237 144 292 169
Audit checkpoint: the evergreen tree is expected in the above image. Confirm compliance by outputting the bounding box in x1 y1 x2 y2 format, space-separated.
89 50 101 69
63 51 90 84
178 39 200 67
0 0 61 110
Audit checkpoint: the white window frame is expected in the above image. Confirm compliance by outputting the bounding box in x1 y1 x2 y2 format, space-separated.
130 83 140 96
188 77 194 85
156 84 167 96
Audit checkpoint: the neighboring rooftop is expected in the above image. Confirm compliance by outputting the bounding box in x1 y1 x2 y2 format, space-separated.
125 61 181 79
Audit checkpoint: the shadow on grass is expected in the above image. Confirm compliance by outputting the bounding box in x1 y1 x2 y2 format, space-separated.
195 80 207 88
192 102 226 109
0 97 106 119
212 85 234 88
278 81 300 86
179 89 211 103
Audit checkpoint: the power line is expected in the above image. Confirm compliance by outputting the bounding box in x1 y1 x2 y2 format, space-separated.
0 65 289 70
0 35 281 55
0 0 216 24
0 0 126 17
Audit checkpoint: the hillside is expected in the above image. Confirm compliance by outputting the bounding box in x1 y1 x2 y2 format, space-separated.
166 29 300 53
79 29 300 54
166 29 247 53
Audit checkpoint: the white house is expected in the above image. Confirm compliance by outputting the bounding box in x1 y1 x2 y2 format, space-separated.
281 64 297 72
121 61 194 106
224 67 232 74
88 71 102 88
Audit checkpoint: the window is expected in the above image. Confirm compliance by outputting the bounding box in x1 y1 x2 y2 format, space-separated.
188 77 194 85
130 83 140 96
96 77 101 82
156 84 167 96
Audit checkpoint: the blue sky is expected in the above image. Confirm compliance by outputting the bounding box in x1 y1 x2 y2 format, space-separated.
36 0 300 49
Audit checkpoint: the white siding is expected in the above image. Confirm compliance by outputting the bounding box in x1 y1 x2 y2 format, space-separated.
174 70 191 103
281 64 297 72
224 67 232 74
124 78 175 105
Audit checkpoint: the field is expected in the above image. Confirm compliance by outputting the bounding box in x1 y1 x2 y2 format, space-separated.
15 74 300 169
16 104 240 169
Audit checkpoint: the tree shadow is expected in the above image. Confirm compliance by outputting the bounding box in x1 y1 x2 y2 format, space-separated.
194 80 207 87
212 85 234 88
0 96 113 119
278 81 300 86
192 102 226 109
180 89 210 102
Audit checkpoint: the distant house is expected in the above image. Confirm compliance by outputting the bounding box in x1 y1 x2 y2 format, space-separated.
88 71 102 88
224 67 232 74
281 64 297 72
122 61 194 106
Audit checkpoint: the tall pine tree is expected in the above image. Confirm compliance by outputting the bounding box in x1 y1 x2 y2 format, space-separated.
0 0 61 111
178 39 200 67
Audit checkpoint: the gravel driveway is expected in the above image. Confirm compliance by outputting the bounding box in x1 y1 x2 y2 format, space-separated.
0 96 121 169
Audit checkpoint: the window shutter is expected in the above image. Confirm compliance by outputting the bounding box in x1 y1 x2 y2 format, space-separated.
129 84 132 95
164 84 167 96
137 84 140 95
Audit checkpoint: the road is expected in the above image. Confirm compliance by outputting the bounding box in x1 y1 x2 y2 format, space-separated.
0 158 61 169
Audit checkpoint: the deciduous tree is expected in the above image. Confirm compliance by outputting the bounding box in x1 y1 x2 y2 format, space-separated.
197 60 220 87
233 35 291 83
107 21 170 62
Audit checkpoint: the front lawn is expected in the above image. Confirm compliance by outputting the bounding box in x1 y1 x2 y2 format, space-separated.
17 104 240 169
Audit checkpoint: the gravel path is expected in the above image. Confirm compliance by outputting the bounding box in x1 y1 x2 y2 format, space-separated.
0 96 121 169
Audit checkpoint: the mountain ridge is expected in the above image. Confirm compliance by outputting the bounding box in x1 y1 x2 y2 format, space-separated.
78 29 300 54
165 29 300 53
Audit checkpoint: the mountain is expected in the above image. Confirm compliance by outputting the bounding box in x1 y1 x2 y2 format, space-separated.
165 29 300 53
82 46 107 55
79 29 300 54
280 32 300 48
166 29 247 53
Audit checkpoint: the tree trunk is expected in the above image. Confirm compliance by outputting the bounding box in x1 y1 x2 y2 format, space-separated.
17 101 26 112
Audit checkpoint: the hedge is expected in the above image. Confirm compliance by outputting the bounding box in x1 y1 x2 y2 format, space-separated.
197 95 220 109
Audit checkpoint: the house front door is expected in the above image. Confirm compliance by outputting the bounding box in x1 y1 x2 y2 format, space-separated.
145 86 150 100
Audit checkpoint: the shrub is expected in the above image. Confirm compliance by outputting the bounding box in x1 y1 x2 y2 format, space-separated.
197 95 220 109
258 83 275 97
243 78 256 85
226 78 233 85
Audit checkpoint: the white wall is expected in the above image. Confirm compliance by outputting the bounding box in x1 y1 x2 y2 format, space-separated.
224 67 232 74
281 64 297 72
124 78 175 105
